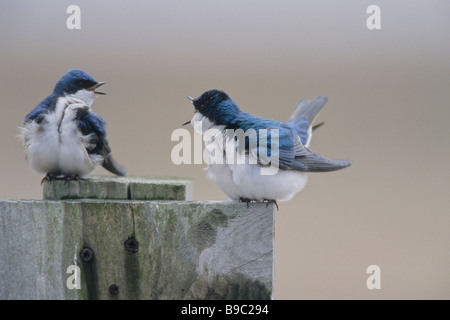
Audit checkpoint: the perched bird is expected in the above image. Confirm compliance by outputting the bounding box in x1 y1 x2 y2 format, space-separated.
20 69 127 183
184 89 352 208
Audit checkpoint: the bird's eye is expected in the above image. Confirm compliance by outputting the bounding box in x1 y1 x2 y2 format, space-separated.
76 79 96 88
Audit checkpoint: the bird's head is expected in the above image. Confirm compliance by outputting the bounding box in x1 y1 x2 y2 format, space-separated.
53 69 106 105
184 89 240 126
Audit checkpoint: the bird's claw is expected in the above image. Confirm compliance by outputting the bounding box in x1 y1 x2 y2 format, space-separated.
239 198 279 210
263 199 279 211
40 173 54 185
239 197 253 208
41 173 82 185
63 175 81 184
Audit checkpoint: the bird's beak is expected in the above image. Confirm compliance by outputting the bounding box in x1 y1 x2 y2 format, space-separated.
88 82 106 95
182 96 195 125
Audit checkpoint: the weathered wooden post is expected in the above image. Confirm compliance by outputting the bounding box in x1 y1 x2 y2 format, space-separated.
0 177 274 299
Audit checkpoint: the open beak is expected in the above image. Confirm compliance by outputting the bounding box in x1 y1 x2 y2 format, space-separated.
88 82 106 95
182 96 195 125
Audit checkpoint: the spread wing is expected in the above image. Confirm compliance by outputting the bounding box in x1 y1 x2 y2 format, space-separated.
237 116 352 172
286 96 328 147
286 132 352 172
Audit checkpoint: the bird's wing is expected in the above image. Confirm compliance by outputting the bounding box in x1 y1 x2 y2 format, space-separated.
247 124 352 172
246 125 295 169
24 95 56 124
78 112 127 176
288 133 353 172
286 96 328 147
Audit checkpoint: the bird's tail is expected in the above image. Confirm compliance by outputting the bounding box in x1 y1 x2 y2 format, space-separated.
286 96 328 146
102 155 127 176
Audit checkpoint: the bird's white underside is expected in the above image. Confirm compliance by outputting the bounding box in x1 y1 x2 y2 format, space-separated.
21 93 103 177
190 112 308 201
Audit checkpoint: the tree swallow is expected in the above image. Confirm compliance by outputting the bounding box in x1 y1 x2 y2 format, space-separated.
184 89 352 208
20 69 127 182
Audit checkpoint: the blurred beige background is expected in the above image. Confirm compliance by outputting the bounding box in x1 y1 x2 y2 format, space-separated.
1 1 449 299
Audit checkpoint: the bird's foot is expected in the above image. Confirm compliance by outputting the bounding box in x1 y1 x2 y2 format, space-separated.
263 199 279 211
239 197 254 208
63 175 82 184
41 173 55 185
41 173 83 185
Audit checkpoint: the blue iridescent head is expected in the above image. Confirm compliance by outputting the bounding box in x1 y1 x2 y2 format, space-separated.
189 89 240 124
53 69 105 96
